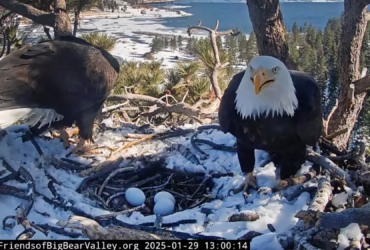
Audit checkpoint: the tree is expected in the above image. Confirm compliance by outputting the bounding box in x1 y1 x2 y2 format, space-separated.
245 31 258 64
246 0 296 69
170 37 177 51
0 0 72 38
67 0 99 36
246 0 370 150
177 35 183 47
150 36 164 53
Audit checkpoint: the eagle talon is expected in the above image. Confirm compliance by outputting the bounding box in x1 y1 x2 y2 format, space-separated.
233 172 257 198
71 138 93 154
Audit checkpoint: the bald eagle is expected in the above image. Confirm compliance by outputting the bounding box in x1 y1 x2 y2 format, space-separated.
0 36 120 153
218 56 322 195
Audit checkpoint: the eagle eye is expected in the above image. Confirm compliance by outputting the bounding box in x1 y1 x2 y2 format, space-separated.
272 67 279 74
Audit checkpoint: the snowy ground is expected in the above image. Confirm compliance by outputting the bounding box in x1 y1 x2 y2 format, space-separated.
0 120 362 249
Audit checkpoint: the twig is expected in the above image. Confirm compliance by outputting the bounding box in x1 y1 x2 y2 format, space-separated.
21 131 44 157
98 166 136 196
18 167 36 216
109 129 194 161
171 144 200 165
94 204 147 221
141 174 173 191
193 138 237 152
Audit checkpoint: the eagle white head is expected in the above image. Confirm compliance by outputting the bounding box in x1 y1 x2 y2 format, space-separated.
235 55 298 120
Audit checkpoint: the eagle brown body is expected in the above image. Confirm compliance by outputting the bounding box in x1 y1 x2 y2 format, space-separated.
0 36 120 149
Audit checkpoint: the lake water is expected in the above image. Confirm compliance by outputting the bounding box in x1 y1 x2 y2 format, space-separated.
149 0 347 33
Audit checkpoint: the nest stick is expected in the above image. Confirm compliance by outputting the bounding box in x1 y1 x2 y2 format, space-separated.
95 204 147 221
98 166 136 196
309 177 332 212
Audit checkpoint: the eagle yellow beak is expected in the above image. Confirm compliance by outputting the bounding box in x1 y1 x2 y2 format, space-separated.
253 69 274 95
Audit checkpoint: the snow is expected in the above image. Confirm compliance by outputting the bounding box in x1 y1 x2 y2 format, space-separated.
337 223 363 250
0 121 313 249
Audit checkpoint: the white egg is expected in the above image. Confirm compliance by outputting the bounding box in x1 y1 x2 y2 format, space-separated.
154 191 176 204
125 188 146 206
153 199 175 216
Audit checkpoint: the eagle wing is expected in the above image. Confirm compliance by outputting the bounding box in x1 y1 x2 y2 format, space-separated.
0 38 119 117
218 71 245 135
292 71 323 146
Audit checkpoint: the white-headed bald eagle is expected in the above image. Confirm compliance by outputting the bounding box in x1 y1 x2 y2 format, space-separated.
0 36 120 154
218 56 323 195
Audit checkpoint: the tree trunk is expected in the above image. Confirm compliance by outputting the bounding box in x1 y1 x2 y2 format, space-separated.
53 0 72 38
327 0 370 150
245 0 296 70
73 10 80 36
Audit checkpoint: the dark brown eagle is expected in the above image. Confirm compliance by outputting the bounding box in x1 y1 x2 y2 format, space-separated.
218 56 322 196
0 36 120 154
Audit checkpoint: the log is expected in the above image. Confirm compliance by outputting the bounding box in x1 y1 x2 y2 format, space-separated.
57 215 179 240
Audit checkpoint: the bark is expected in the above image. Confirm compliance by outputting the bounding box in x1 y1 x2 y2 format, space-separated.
73 10 81 37
0 0 72 38
53 0 72 38
0 0 55 27
327 0 370 150
245 0 296 70
57 215 179 240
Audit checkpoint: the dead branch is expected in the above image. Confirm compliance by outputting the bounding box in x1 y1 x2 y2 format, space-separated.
108 128 195 160
57 215 179 240
228 211 260 222
187 20 236 113
36 224 83 238
95 204 147 221
325 127 349 141
323 99 338 137
102 102 135 113
77 157 125 189
296 203 370 229
276 170 317 190
306 148 355 189
98 166 136 196
171 144 201 165
107 94 204 122
308 177 332 212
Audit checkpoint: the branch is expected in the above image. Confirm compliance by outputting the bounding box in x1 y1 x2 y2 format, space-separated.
107 94 208 122
57 215 179 240
296 203 370 229
354 74 370 95
0 0 55 27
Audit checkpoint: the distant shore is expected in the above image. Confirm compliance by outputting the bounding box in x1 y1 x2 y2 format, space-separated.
138 0 177 3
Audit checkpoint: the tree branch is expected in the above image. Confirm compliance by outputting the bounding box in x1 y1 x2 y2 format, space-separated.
187 20 236 103
0 0 55 27
107 94 205 122
354 74 370 95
